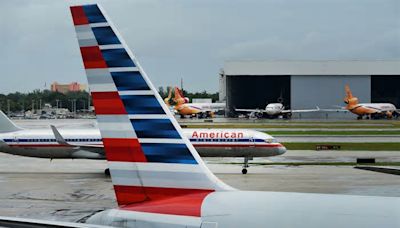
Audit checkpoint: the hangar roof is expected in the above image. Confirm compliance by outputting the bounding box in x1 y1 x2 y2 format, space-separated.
224 60 400 76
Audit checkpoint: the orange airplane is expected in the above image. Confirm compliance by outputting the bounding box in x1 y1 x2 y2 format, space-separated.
172 87 225 118
343 85 398 119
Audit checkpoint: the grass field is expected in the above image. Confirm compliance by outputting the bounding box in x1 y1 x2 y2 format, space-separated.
181 120 400 129
227 162 400 166
267 130 400 136
282 142 400 151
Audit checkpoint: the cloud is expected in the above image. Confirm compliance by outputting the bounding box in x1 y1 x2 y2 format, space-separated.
0 0 398 93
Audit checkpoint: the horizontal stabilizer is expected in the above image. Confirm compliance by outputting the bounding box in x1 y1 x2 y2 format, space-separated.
0 111 22 133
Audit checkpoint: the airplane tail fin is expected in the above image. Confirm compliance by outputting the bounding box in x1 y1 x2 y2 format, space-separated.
0 111 22 133
344 85 358 105
345 85 353 99
70 4 232 218
174 87 188 104
163 87 172 106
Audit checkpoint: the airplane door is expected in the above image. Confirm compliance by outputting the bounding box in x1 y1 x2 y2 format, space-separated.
13 134 19 144
201 222 218 228
249 137 255 147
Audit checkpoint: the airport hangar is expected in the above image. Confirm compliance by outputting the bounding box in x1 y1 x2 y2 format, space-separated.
219 61 400 118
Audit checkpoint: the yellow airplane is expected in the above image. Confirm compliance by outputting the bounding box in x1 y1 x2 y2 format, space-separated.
343 85 398 119
172 87 225 118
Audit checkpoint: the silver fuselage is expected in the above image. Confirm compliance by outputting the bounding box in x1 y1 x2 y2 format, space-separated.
86 191 400 228
0 128 286 159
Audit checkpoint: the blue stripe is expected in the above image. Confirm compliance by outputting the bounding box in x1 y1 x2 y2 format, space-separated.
111 72 150 91
92 26 120 45
83 5 106 24
141 143 197 164
3 138 102 142
121 95 165 114
101 49 135 68
131 119 180 139
189 138 264 142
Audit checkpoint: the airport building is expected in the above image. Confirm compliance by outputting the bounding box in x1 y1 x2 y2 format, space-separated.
51 82 87 94
219 61 400 118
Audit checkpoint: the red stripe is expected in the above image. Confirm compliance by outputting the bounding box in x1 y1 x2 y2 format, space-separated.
91 92 127 115
115 186 214 217
193 143 284 148
102 138 147 162
79 46 107 69
70 6 89 25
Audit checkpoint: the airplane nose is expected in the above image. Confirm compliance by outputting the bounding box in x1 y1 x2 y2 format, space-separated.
277 144 287 155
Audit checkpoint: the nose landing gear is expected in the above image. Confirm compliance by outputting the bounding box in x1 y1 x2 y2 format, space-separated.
242 157 253 174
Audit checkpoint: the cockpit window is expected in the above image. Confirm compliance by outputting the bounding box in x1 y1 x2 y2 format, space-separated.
265 138 278 143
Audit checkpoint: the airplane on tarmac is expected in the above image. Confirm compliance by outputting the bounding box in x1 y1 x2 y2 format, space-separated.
325 85 399 120
173 87 226 118
236 103 320 119
1 4 398 227
0 111 285 174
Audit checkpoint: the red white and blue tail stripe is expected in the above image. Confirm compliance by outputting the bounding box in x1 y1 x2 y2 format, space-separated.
70 4 232 218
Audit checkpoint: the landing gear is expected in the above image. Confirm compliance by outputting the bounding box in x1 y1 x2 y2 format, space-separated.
242 157 252 174
283 113 292 119
104 168 110 176
357 115 362 120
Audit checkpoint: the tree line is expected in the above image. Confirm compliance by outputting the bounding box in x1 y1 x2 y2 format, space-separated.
0 90 90 113
0 88 219 113
158 86 219 102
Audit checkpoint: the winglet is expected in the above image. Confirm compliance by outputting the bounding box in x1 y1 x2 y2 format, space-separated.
50 125 70 146
0 111 22 133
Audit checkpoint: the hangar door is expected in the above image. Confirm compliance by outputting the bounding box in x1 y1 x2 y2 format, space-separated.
226 75 290 116
291 75 370 118
371 76 400 107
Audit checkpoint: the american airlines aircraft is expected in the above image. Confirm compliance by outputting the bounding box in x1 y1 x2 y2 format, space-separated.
0 112 285 174
236 103 320 119
66 4 397 227
1 4 397 227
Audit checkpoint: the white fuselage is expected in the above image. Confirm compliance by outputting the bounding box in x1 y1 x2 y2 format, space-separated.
358 103 397 112
0 128 285 159
189 103 226 110
87 191 399 227
264 103 284 115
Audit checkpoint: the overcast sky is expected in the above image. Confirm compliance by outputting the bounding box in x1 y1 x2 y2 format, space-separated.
0 0 399 93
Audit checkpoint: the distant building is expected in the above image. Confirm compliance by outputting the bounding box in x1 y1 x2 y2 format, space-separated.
220 60 400 118
51 82 87 94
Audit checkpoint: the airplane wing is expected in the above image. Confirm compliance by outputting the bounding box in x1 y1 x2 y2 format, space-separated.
0 216 111 228
235 108 266 113
283 107 321 113
50 125 104 150
320 108 349 112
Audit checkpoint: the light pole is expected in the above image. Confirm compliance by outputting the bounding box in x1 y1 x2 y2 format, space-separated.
7 99 10 116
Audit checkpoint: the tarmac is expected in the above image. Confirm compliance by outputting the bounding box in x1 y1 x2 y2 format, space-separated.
0 153 399 222
2 118 399 222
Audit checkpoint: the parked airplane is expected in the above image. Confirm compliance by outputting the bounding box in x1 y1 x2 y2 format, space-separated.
236 103 320 119
173 87 225 118
66 5 398 227
342 85 398 119
0 111 285 174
